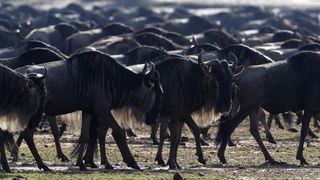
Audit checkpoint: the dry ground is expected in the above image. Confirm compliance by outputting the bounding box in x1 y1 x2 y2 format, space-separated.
2 117 320 179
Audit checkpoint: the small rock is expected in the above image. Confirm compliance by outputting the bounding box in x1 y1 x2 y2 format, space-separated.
173 172 183 180
199 172 205 176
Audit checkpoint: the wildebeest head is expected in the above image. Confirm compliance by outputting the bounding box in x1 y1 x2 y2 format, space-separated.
23 66 47 129
0 65 47 132
126 61 163 126
198 51 235 114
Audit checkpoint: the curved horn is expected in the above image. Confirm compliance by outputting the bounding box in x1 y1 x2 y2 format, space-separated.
25 66 47 80
198 50 205 64
227 52 238 68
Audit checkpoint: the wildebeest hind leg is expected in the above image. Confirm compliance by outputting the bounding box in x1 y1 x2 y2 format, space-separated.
21 128 51 171
106 111 140 170
83 116 99 169
0 129 10 172
217 108 248 164
97 126 113 169
155 118 168 166
48 116 69 162
167 118 184 170
249 109 280 165
151 122 160 145
259 109 276 144
296 110 313 165
185 116 206 165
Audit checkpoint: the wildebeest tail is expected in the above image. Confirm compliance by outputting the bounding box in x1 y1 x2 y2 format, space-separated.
70 118 98 158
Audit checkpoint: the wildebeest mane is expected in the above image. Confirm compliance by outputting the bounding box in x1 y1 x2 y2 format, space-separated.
0 65 26 111
66 50 153 111
157 55 219 116
287 51 320 95
222 44 274 66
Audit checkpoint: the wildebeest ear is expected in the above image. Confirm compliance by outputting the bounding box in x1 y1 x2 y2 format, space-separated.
26 79 36 89
227 52 238 69
233 65 244 80
142 62 155 75
198 50 206 64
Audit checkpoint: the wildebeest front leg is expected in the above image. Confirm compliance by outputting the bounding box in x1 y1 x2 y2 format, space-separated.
105 111 140 170
21 128 51 171
185 116 206 165
155 118 168 166
167 118 184 170
249 109 280 165
151 122 160 145
296 110 312 165
48 116 69 162
0 129 10 172
97 126 113 169
217 108 248 164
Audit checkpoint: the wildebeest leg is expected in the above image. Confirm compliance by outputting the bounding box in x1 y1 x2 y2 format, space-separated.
3 132 19 162
167 117 184 170
16 133 23 148
296 110 313 165
105 111 140 170
75 111 91 171
259 109 276 144
283 112 298 132
274 114 284 129
217 108 249 164
126 129 137 137
0 130 10 172
97 126 113 169
48 116 69 162
249 109 279 165
185 116 206 164
151 122 160 145
200 127 210 140
21 128 51 171
83 116 98 169
267 114 273 129
59 122 67 139
155 118 168 166
296 111 318 139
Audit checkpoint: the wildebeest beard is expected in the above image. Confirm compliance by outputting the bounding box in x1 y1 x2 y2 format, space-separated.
66 51 161 128
0 65 42 132
111 85 157 129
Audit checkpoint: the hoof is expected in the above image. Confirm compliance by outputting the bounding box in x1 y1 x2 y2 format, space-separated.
266 135 277 144
2 164 11 173
259 160 288 167
228 140 236 147
58 154 69 162
127 161 140 170
287 128 298 133
85 162 98 168
200 138 209 146
180 136 188 143
218 156 227 165
79 164 87 171
197 157 207 165
156 158 166 167
168 160 181 170
40 165 51 172
152 139 159 145
104 163 114 170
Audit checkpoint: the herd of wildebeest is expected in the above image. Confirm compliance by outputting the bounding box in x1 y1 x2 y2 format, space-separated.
0 1 320 173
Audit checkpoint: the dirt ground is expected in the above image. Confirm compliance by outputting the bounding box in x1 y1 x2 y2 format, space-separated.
2 117 320 179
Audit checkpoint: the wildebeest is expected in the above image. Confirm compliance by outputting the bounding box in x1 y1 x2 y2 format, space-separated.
0 64 47 172
149 53 235 169
216 51 320 166
15 50 163 171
